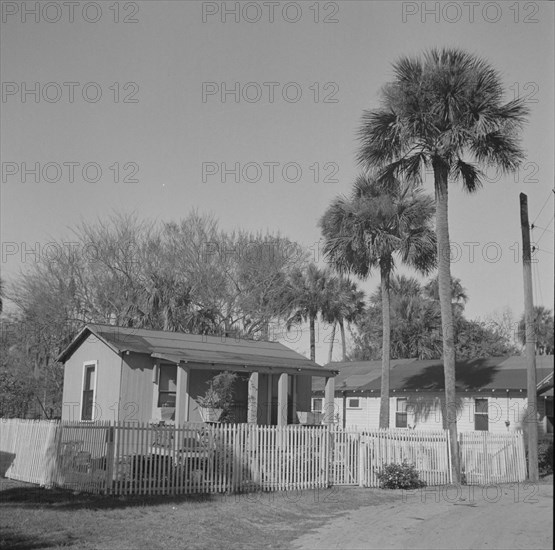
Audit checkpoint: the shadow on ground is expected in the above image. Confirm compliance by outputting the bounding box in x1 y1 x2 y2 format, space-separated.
0 528 77 550
0 477 222 512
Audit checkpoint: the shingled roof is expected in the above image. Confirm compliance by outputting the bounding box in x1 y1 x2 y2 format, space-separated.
313 355 553 394
58 324 336 377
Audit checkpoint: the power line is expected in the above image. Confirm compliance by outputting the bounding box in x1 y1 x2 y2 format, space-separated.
532 216 554 246
532 246 554 256
531 189 555 225
530 224 553 233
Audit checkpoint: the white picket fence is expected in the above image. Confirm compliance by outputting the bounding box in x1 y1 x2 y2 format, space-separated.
111 422 329 496
53 422 113 493
0 418 528 495
359 429 452 487
459 431 527 484
0 419 59 486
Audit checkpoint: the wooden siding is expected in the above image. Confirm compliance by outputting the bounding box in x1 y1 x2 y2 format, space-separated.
120 353 156 424
61 333 122 423
336 392 550 436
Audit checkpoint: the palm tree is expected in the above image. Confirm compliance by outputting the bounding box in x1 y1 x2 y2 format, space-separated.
286 264 330 363
358 48 528 481
518 306 554 355
368 275 443 360
320 175 436 428
322 276 365 363
424 275 468 318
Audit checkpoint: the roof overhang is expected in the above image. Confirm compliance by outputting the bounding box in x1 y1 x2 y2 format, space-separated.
57 324 338 378
151 352 337 377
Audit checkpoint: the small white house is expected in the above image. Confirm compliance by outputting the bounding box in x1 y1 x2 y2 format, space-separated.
312 355 554 436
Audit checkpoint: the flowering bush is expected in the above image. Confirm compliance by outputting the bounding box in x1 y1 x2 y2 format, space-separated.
376 460 426 489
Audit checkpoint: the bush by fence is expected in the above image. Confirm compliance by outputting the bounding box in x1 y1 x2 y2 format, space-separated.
376 461 426 489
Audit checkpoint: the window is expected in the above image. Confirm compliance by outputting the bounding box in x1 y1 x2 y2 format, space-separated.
396 398 408 428
475 398 489 431
81 362 96 421
312 398 322 413
158 364 177 407
347 398 360 409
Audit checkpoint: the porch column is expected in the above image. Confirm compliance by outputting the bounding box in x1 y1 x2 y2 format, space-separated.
175 364 190 425
277 373 288 426
267 373 273 424
247 372 259 424
291 376 297 423
323 376 335 425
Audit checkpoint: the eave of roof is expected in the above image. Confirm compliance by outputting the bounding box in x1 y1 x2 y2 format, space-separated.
56 325 124 362
58 324 337 376
312 355 554 393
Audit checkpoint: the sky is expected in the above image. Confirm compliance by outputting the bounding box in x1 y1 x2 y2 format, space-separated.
1 0 554 364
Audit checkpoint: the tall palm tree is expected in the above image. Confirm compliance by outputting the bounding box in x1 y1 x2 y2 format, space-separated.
322 276 365 363
286 264 330 363
320 175 436 428
358 48 528 481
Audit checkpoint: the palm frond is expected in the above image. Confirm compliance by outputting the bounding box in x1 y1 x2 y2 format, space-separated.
451 158 483 193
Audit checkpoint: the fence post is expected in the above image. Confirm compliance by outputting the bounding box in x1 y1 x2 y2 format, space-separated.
447 429 453 484
358 433 364 487
324 426 330 487
104 425 115 495
52 422 64 488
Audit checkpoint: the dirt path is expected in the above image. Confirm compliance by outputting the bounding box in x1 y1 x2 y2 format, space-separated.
292 482 553 550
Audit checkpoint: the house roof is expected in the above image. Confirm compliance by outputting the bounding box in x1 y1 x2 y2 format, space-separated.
312 355 553 394
312 359 417 392
537 371 554 396
58 324 336 377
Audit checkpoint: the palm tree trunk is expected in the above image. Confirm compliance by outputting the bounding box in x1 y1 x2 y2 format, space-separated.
339 319 347 361
434 162 461 483
328 322 336 364
379 263 391 429
310 315 316 363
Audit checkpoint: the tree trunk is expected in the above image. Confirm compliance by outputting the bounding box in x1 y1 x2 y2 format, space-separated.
434 162 461 483
328 322 336 364
261 320 270 341
310 315 316 363
379 263 391 429
339 319 347 361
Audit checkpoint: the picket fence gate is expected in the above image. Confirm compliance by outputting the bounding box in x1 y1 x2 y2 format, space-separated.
459 430 527 484
359 429 452 487
0 419 528 495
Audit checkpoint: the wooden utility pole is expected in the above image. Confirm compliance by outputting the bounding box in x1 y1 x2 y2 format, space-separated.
519 193 538 482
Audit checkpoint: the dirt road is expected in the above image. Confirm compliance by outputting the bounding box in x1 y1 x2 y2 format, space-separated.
293 481 553 550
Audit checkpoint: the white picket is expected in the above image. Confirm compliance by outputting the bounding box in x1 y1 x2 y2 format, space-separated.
0 418 528 494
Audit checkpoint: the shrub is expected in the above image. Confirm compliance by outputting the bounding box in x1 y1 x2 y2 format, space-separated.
376 460 426 489
538 439 553 476
525 438 553 477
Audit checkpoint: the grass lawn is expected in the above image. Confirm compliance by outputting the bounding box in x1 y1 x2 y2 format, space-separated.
0 478 399 550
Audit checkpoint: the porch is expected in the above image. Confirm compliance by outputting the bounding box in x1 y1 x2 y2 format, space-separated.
152 357 337 426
